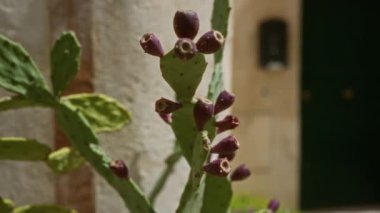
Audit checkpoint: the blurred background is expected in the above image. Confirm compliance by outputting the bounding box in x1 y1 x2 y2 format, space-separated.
0 0 378 212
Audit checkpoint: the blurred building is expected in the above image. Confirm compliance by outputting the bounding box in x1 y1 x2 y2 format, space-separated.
233 0 380 211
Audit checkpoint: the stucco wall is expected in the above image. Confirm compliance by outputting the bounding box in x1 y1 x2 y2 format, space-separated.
0 0 54 206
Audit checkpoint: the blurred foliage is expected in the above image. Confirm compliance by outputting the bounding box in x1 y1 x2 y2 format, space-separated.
231 193 299 213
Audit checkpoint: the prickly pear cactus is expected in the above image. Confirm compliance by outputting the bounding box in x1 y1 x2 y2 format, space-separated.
201 175 232 213
0 138 51 161
47 147 85 174
0 96 43 111
0 197 14 213
62 93 131 132
13 205 77 213
201 0 234 212
0 1 263 213
0 35 57 107
56 103 154 213
50 31 81 96
140 1 252 212
160 51 207 102
0 35 46 94
0 32 153 213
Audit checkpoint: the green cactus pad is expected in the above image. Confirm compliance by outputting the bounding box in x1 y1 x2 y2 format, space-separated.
177 131 211 213
172 101 216 164
0 137 51 161
177 180 206 213
47 147 85 174
160 50 207 102
171 101 197 163
56 103 154 213
0 96 45 112
0 197 14 213
211 0 231 41
13 205 77 213
0 34 47 95
201 175 232 213
207 0 231 101
62 93 131 133
50 31 81 96
202 1 234 212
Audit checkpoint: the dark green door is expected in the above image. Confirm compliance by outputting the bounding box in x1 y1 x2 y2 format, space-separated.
301 0 380 209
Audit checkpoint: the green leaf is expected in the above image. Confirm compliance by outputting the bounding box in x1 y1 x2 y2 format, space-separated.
0 197 14 213
0 34 47 95
47 147 85 174
0 96 47 112
201 175 232 213
13 205 77 213
62 93 131 132
50 31 81 96
160 50 207 102
0 137 51 161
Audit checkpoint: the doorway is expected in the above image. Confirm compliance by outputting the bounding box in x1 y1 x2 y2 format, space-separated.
301 0 380 209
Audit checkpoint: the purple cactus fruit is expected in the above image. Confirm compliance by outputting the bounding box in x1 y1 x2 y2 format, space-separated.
173 10 200 39
110 160 129 179
196 30 225 54
214 90 235 115
203 158 231 177
158 112 172 124
155 98 182 114
193 98 214 131
218 152 236 161
216 115 240 133
267 199 280 212
140 33 164 57
230 164 251 181
211 135 240 154
174 38 198 60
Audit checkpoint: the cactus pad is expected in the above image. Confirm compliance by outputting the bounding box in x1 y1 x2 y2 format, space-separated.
160 50 207 102
47 147 85 174
0 137 51 161
207 0 231 101
50 32 81 96
0 35 47 95
0 96 45 112
13 205 77 213
177 131 211 213
171 101 197 163
201 175 232 213
202 1 234 212
0 197 14 213
56 103 154 213
62 93 131 132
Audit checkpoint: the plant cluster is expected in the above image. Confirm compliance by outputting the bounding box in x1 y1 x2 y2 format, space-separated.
0 1 281 212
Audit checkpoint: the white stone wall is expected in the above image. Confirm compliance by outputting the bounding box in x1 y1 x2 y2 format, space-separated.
0 0 54 206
